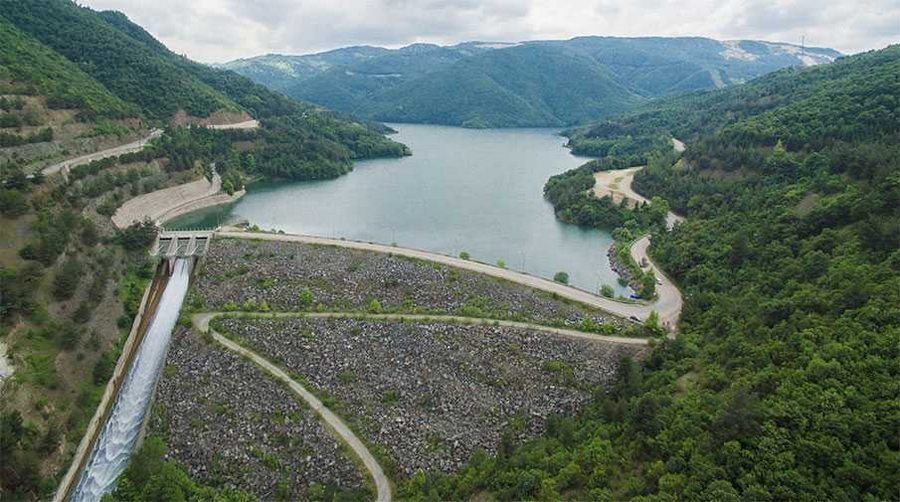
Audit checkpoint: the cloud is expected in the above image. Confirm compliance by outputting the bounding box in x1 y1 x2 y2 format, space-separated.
80 0 899 62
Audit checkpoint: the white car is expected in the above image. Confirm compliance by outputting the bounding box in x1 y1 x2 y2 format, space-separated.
656 278 663 285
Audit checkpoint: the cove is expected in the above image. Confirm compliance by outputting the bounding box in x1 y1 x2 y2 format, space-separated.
169 124 628 294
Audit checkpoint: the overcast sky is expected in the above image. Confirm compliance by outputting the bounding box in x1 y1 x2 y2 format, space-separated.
79 0 899 63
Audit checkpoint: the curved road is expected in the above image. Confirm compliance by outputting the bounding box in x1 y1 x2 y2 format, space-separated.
591 137 686 230
42 129 163 177
217 230 680 327
586 137 686 330
631 236 681 330
192 313 392 502
593 166 684 230
41 119 261 177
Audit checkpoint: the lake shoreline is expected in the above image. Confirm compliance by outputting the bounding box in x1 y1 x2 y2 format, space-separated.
169 124 625 292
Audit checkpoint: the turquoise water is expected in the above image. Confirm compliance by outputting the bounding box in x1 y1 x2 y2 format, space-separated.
169 124 627 293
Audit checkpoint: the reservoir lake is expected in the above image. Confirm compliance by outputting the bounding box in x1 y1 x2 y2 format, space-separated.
170 124 629 294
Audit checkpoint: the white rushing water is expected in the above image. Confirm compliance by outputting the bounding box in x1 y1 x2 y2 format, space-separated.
72 259 191 501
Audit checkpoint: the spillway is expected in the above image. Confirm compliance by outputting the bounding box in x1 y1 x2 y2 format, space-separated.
71 259 191 501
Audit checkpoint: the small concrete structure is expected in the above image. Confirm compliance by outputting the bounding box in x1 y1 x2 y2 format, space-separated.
151 229 214 274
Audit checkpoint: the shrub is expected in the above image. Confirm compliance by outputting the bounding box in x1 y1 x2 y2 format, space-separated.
52 257 82 301
119 218 157 251
600 284 615 298
73 302 92 323
80 220 99 247
553 271 569 284
459 251 470 260
0 188 28 217
58 322 82 350
338 367 356 384
641 271 657 298
298 287 314 308
580 316 595 331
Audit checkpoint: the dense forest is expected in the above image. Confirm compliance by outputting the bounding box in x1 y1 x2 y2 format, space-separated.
0 0 239 121
402 46 899 500
0 20 135 119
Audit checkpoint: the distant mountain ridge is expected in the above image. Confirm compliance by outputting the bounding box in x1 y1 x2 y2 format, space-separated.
221 37 841 128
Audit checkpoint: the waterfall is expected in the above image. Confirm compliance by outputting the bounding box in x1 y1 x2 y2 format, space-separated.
71 259 191 501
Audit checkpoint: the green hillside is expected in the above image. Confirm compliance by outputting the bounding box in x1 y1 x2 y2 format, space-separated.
566 45 898 156
406 45 899 500
225 37 841 128
357 44 645 127
218 46 392 94
0 19 135 118
95 10 305 120
0 0 238 121
0 0 408 178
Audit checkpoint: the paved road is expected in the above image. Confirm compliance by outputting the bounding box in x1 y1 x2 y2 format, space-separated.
193 313 393 502
630 236 681 331
217 230 680 326
42 129 163 176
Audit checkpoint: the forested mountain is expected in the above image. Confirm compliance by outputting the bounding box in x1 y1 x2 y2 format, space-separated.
404 45 900 500
0 20 136 120
0 0 408 179
222 37 840 127
0 0 237 121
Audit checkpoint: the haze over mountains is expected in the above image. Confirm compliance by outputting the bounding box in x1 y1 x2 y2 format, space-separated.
221 38 841 127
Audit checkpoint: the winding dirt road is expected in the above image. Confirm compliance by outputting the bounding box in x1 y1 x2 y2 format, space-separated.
592 166 684 230
216 230 681 327
208 119 259 130
42 119 260 177
192 313 392 502
42 129 163 176
194 311 650 346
